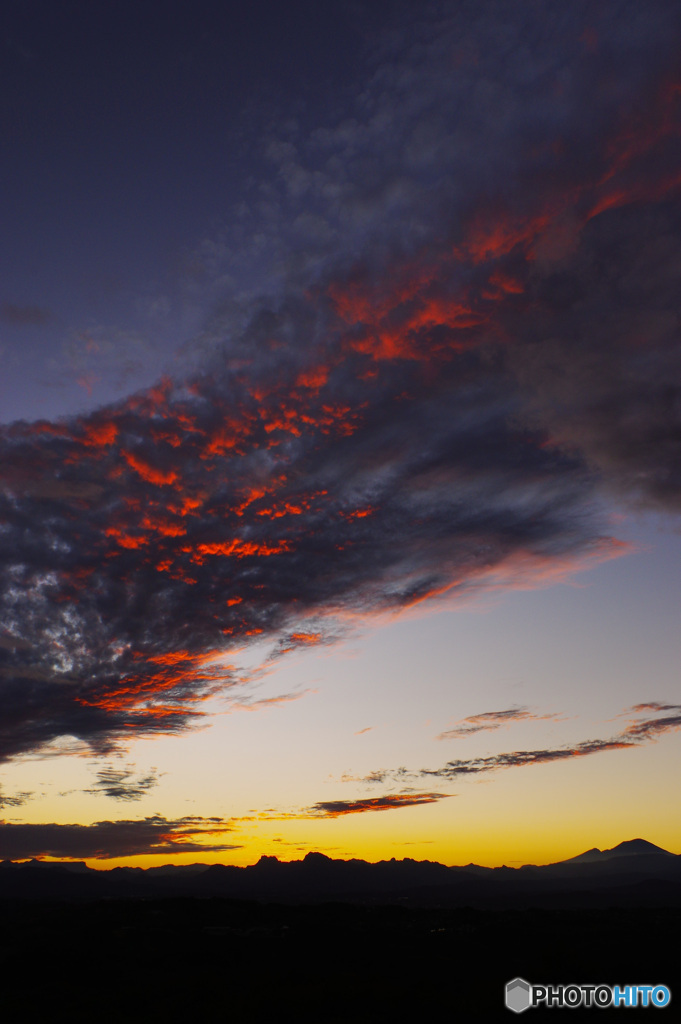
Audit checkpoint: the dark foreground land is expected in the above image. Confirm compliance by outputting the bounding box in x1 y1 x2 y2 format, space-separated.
2 898 677 1023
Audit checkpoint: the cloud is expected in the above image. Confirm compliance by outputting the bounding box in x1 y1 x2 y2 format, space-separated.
360 702 681 784
422 738 634 778
0 815 240 860
267 630 333 659
340 769 399 785
620 703 681 741
0 788 32 809
0 303 51 326
1 2 681 759
626 701 681 714
437 705 563 740
226 689 315 713
305 793 450 817
84 763 161 801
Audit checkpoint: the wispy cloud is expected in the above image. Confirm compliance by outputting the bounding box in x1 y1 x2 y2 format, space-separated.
437 705 563 740
226 689 316 713
0 788 32 809
422 739 634 778
84 763 161 801
305 793 450 817
619 703 681 741
625 701 681 714
359 703 681 784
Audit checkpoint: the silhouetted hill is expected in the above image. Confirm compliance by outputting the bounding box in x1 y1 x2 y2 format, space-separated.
0 839 679 907
1 844 679 1022
559 838 673 864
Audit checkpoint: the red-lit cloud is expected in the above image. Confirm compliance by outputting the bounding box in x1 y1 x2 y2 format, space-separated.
306 793 450 817
1 2 680 760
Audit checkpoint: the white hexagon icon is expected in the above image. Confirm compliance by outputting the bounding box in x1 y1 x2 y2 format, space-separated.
505 977 532 1013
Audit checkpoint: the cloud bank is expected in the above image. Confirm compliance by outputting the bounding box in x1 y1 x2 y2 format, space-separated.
1 1 680 760
0 815 239 860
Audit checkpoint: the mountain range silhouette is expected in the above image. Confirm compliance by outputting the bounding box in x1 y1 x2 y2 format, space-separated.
1 837 678 907
1 838 678 1023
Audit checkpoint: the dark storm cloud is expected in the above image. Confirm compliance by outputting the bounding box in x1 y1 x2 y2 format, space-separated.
1 1 681 759
84 763 161 801
0 815 240 860
306 793 449 817
358 702 681 784
0 303 51 326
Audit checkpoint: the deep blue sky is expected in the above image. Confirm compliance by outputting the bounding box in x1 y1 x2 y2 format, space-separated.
2 0 394 420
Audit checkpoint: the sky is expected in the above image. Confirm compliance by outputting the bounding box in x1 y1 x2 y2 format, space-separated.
1 0 680 869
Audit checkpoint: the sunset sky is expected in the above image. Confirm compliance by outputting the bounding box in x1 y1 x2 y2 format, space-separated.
1 0 680 870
